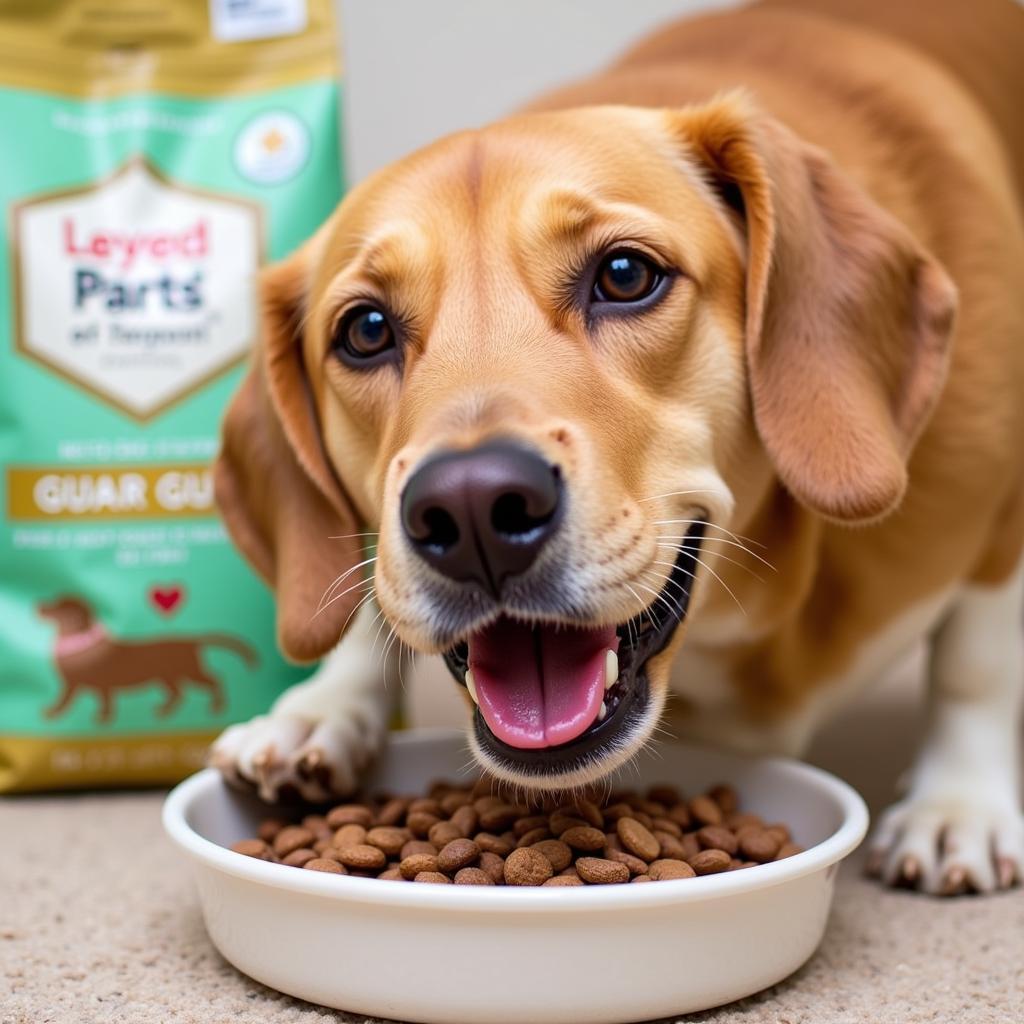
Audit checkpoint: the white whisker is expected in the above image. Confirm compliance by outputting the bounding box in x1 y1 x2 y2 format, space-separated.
312 574 376 619
653 519 766 549
638 489 718 504
656 534 775 571
654 548 765 584
317 554 378 611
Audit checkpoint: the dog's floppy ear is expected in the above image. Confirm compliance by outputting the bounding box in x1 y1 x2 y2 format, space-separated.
214 245 364 663
672 96 957 522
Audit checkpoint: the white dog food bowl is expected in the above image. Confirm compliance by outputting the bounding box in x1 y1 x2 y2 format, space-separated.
163 728 867 1024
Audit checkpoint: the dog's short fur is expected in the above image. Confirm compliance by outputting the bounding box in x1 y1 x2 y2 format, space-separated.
210 0 1024 894
39 597 255 723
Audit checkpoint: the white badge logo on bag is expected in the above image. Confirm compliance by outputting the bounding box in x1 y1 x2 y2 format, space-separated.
234 111 310 185
13 158 262 419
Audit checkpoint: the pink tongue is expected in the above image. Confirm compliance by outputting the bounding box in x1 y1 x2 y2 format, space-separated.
469 618 616 749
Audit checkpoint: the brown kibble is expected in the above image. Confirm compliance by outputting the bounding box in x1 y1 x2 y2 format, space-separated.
304 858 346 874
333 823 367 849
654 831 686 861
440 790 472 815
697 826 739 856
326 804 373 829
454 867 493 886
574 800 605 829
257 818 287 843
740 829 782 863
273 826 315 858
708 783 738 815
479 803 519 832
428 820 463 848
607 847 648 875
226 779 794 892
617 817 660 862
408 797 443 817
633 798 667 819
513 815 549 837
437 838 480 872
549 810 590 835
366 826 409 856
775 842 804 861
688 795 723 827
666 803 692 830
474 832 514 856
282 847 318 868
680 833 700 860
470 776 498 798
688 848 732 875
651 817 682 838
231 838 272 860
576 857 630 884
450 805 479 838
479 851 506 884
727 812 764 831
516 827 551 848
302 814 331 838
414 871 451 884
531 839 573 872
561 825 606 852
400 853 440 880
407 811 442 838
647 784 682 806
504 847 554 886
375 798 409 827
336 843 387 871
602 802 637 824
400 839 437 860
649 858 696 881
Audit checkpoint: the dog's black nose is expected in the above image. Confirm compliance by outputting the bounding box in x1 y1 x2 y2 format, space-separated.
400 440 562 595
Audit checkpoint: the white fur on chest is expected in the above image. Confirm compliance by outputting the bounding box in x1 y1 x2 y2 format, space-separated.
666 587 957 756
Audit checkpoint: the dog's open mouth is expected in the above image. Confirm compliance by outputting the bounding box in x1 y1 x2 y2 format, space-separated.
443 520 705 774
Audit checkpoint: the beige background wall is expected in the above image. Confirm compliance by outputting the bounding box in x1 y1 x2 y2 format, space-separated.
336 0 740 183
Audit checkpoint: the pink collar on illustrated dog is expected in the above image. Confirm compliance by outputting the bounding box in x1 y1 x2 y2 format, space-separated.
54 623 109 658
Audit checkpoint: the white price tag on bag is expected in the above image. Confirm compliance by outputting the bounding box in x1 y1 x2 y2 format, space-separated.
209 0 307 42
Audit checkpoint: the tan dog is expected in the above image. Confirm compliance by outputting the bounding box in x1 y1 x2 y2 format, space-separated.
38 596 256 723
210 0 1024 895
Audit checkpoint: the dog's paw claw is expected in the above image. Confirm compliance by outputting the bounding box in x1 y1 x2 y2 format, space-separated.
870 795 1023 896
209 713 378 804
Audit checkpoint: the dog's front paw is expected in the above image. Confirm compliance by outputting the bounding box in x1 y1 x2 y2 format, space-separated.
208 713 380 803
866 793 1024 895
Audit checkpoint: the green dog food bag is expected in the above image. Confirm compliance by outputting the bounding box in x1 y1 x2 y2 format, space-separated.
0 0 343 792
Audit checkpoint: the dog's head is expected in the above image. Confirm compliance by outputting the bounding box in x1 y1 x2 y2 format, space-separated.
216 96 954 789
38 596 94 631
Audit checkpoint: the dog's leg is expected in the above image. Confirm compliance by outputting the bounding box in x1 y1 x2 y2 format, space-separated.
209 598 405 802
869 564 1024 894
43 678 76 719
156 680 184 717
95 687 115 725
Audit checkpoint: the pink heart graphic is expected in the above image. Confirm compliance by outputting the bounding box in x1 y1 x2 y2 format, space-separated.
149 585 185 616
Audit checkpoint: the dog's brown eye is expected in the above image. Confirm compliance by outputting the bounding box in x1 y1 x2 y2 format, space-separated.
335 306 395 363
593 252 661 303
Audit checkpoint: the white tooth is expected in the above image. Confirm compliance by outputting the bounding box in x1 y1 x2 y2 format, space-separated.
604 649 619 690
598 701 608 721
465 669 479 705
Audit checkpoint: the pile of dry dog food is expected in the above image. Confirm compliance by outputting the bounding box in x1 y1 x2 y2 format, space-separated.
231 778 802 886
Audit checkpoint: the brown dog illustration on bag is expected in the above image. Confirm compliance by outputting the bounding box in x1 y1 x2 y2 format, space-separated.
38 596 258 724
